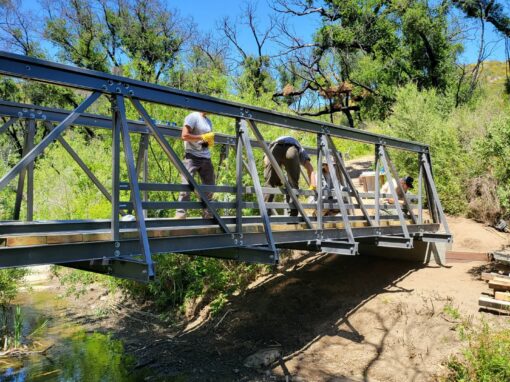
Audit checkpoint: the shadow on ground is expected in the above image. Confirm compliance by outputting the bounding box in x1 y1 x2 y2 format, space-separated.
103 253 424 381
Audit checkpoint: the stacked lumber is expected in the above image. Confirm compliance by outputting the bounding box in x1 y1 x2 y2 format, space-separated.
479 272 510 314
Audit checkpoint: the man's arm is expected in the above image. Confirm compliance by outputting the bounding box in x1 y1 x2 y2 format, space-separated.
181 125 203 142
304 160 317 188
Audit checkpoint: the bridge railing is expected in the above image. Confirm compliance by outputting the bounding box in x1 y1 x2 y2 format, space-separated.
0 52 451 281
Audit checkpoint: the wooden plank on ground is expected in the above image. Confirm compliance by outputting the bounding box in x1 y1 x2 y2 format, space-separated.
446 251 488 262
481 272 510 281
495 291 510 302
479 295 510 314
488 278 510 292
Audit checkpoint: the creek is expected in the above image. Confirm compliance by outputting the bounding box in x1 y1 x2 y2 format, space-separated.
0 271 154 382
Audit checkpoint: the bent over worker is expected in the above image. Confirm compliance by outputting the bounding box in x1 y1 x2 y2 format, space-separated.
175 111 216 219
264 136 316 216
379 176 414 216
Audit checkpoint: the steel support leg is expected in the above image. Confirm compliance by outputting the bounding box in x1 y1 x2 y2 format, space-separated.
26 119 35 221
316 133 323 230
374 144 380 226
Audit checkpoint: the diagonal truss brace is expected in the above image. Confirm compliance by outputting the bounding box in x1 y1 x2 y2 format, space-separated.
382 146 417 224
326 135 373 226
130 97 230 234
0 117 18 134
420 153 450 235
0 91 102 192
247 120 313 229
320 135 355 245
238 120 278 258
377 145 411 241
43 121 112 202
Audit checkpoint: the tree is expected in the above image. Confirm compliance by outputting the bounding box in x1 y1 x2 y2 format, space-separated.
220 3 276 98
44 0 192 82
453 0 510 92
273 0 462 122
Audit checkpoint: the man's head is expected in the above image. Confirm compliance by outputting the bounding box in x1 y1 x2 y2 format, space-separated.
399 176 414 192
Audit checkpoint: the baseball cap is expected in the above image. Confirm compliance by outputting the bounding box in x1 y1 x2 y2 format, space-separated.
402 176 414 189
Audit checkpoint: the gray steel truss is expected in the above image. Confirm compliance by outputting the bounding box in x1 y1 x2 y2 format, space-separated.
0 52 451 281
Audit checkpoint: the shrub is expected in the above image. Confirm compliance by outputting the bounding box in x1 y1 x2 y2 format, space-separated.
444 324 510 382
381 84 471 214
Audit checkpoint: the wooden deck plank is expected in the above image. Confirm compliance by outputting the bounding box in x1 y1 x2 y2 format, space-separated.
47 233 83 244
6 235 46 247
0 219 429 248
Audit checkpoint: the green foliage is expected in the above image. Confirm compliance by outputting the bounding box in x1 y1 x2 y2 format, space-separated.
51 266 118 298
444 324 510 382
0 269 28 307
279 0 463 119
382 84 471 214
121 255 263 313
475 114 510 213
443 302 461 320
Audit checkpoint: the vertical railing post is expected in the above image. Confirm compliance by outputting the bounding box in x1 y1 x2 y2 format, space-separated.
13 122 28 220
326 135 373 226
320 135 355 244
374 144 380 226
235 118 243 235
418 154 423 224
316 133 323 231
238 120 278 258
26 119 35 221
111 98 120 242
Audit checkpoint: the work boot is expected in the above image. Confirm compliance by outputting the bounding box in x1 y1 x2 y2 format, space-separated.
175 210 187 219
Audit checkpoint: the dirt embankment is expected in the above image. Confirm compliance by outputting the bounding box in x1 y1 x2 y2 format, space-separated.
54 215 507 382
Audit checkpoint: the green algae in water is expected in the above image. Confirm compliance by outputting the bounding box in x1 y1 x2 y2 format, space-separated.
1 331 151 381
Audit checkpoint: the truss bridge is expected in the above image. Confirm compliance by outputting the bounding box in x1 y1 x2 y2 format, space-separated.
0 52 451 282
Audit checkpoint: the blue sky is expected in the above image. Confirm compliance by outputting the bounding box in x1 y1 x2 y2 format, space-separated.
19 0 508 64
